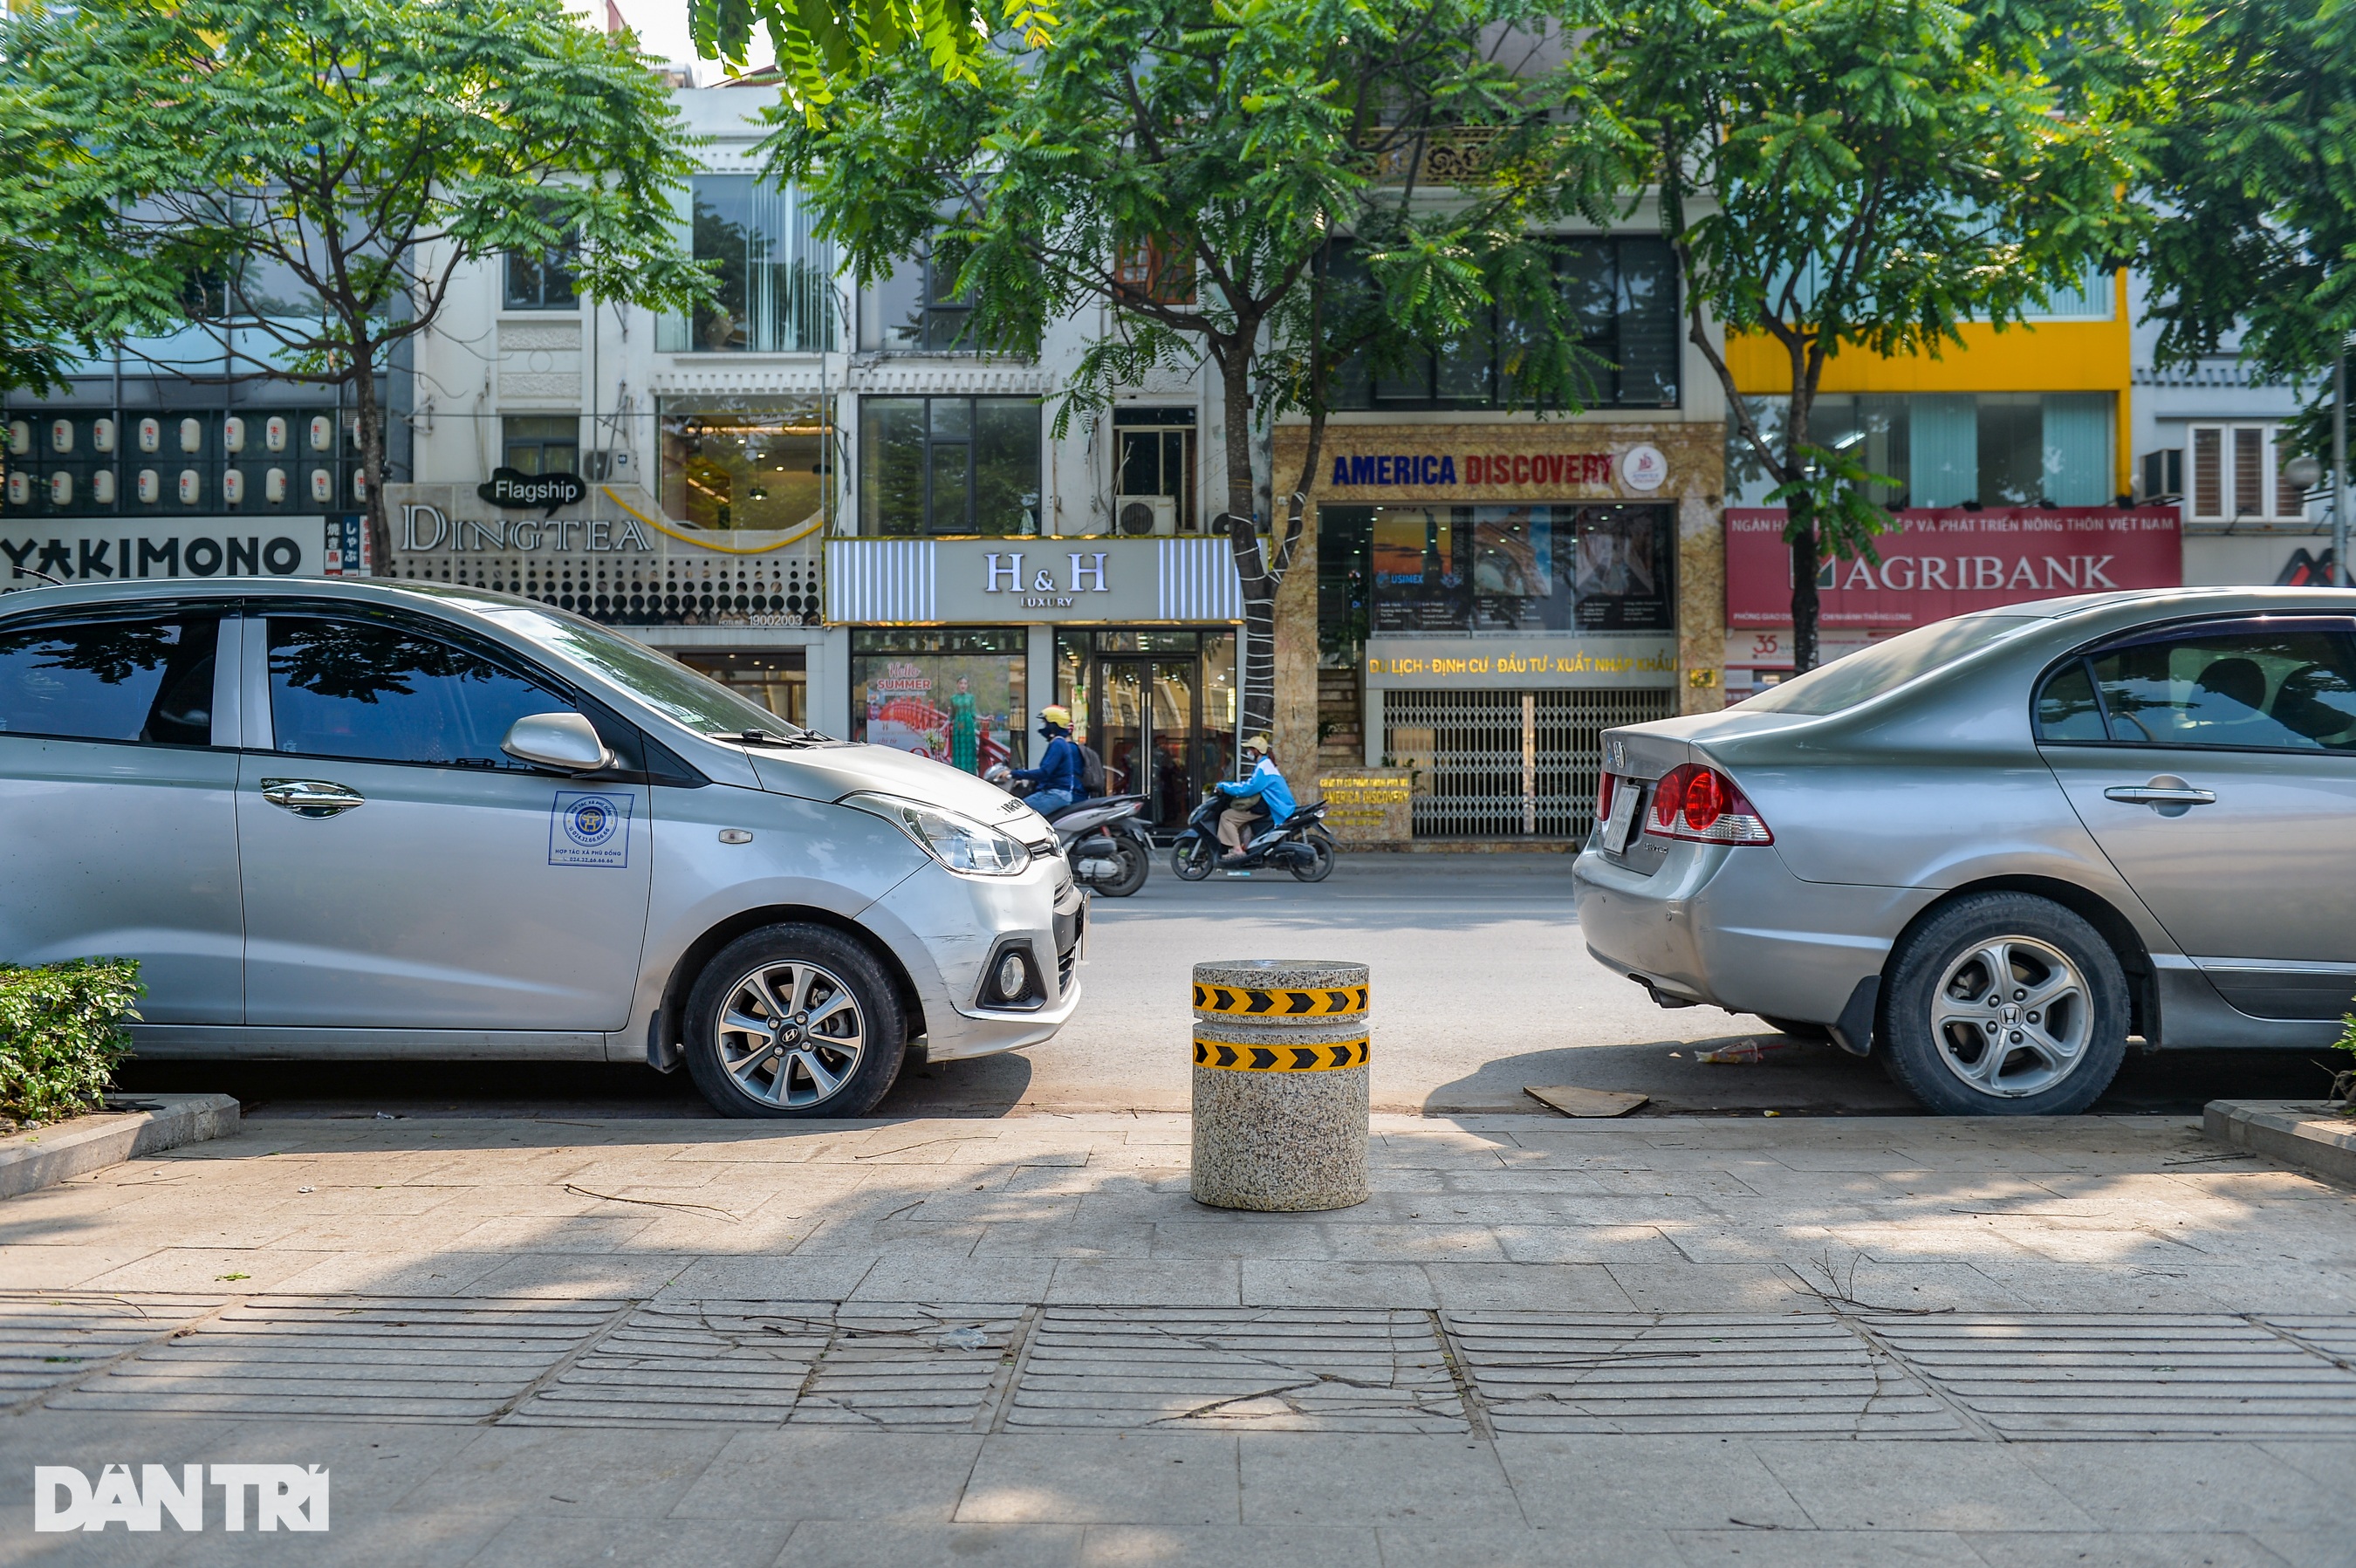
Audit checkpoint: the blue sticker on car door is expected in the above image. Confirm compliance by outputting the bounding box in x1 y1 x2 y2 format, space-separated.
551 791 632 867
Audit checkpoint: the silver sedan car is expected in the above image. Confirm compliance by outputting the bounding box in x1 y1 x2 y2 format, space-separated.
0 579 1085 1117
1575 587 2356 1114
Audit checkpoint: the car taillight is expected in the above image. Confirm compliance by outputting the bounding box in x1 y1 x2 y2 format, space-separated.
1596 770 1617 822
1646 763 1772 845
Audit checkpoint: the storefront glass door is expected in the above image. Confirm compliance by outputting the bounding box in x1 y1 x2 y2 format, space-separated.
1099 659 1197 830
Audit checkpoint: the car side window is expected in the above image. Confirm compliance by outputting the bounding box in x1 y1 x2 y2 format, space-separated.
266 615 568 768
0 613 220 746
2033 659 2106 742
2085 624 2356 752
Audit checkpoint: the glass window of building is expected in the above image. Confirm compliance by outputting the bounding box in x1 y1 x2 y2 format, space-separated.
661 176 835 353
502 416 579 476
858 237 986 353
1331 236 1681 411
673 649 808 728
1052 627 1237 829
850 628 1026 774
504 241 579 311
1728 393 2117 510
860 396 1039 536
1319 504 1676 641
659 400 832 531
1112 407 1197 534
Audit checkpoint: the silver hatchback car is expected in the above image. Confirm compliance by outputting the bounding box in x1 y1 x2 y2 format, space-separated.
1575 587 2356 1114
0 579 1085 1117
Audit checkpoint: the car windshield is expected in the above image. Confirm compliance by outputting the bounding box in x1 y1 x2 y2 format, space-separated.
474 603 800 738
1743 614 2041 716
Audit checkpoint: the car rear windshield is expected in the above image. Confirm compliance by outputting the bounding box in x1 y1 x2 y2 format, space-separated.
475 603 798 739
1742 614 2041 716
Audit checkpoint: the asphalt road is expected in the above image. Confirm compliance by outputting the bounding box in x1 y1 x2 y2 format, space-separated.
121 854 2336 1120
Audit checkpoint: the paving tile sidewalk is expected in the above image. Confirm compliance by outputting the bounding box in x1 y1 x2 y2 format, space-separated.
0 1112 2351 1565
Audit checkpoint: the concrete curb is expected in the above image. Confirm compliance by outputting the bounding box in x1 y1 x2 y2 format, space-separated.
0 1092 241 1200
2203 1099 2356 1187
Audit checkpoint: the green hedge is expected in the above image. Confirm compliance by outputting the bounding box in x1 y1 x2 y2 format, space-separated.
0 960 142 1128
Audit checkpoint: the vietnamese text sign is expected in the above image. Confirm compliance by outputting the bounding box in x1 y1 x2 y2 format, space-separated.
1724 508 2181 629
1364 634 1678 689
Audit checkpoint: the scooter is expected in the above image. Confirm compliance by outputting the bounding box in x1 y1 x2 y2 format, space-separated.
986 767 1155 897
1169 791 1337 882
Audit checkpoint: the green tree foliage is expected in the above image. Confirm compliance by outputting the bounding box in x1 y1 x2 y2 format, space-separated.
768 0 1627 736
10 0 710 564
691 0 1056 117
2140 0 2356 449
1586 0 2144 671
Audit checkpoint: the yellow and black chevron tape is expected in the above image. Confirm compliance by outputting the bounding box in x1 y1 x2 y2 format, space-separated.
1192 1037 1370 1073
1192 984 1369 1018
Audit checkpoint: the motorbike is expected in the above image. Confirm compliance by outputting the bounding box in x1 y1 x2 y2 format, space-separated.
1169 791 1337 882
986 767 1154 897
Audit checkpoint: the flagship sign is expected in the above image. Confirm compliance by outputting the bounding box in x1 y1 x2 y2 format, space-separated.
477 467 586 513
401 503 654 555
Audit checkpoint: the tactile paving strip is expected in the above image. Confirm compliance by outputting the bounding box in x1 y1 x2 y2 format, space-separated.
1862 1312 2356 1437
1006 1308 1468 1433
0 1294 223 1406
505 1302 1022 1429
1445 1311 1962 1436
47 1297 623 1421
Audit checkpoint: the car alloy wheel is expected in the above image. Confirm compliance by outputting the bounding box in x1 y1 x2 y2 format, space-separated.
1928 936 2091 1099
713 959 868 1109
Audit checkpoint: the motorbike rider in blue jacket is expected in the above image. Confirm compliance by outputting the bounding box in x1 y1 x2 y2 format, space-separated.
1011 705 1086 816
1214 733 1294 864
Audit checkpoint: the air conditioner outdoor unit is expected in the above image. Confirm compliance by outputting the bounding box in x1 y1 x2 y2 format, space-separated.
1115 494 1178 537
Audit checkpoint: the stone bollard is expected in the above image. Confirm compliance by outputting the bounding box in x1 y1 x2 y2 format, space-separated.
1189 960 1371 1212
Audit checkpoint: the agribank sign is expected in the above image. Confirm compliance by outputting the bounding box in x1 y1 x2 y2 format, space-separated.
1725 508 2181 628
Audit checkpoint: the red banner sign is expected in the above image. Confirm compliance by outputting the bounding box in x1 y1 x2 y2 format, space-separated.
1725 508 2181 629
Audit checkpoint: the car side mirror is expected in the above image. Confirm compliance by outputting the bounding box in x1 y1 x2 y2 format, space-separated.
502 711 613 774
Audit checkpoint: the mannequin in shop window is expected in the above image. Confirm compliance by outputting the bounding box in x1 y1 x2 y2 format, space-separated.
949 676 979 774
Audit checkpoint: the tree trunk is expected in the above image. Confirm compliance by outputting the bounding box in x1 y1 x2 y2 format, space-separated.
351 343 390 575
1782 391 1819 674
1216 344 1277 762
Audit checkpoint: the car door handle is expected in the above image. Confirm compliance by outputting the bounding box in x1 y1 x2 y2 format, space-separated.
260 778 366 818
2104 784 2216 808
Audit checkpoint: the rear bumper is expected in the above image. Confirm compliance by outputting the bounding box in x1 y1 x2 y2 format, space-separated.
1572 840 1934 1024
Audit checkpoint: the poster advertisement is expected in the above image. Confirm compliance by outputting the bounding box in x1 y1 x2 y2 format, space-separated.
851 647 1025 774
1369 504 1675 633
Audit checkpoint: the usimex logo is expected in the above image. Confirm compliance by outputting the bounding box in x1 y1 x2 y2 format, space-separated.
35 1463 328 1532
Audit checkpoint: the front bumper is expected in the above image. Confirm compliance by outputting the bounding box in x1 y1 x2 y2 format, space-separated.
865 854 1086 1063
1572 839 1933 1025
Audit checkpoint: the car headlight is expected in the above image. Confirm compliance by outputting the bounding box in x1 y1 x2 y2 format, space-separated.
841 792 1031 876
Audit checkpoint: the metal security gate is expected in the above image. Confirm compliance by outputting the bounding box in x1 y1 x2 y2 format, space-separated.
1384 688 1677 839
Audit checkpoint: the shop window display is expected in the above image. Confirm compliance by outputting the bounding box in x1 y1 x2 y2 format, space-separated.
659 401 832 532
850 628 1025 774
1324 504 1673 638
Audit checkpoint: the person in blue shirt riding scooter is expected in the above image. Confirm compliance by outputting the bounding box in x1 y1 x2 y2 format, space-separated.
1011 705 1086 816
1214 733 1295 866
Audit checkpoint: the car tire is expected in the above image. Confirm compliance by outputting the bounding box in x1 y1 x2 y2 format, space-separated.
1759 1016 1830 1042
683 924 907 1119
1878 893 2128 1116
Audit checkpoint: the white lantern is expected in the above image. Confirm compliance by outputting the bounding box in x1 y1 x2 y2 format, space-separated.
49 472 72 505
179 418 202 455
92 419 116 455
351 469 368 501
49 420 73 455
92 469 115 504
308 415 332 451
265 467 287 503
137 469 160 503
6 420 28 456
222 469 245 504
310 468 332 503
137 417 161 453
179 469 202 504
4 472 25 507
223 416 245 453
264 415 288 452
